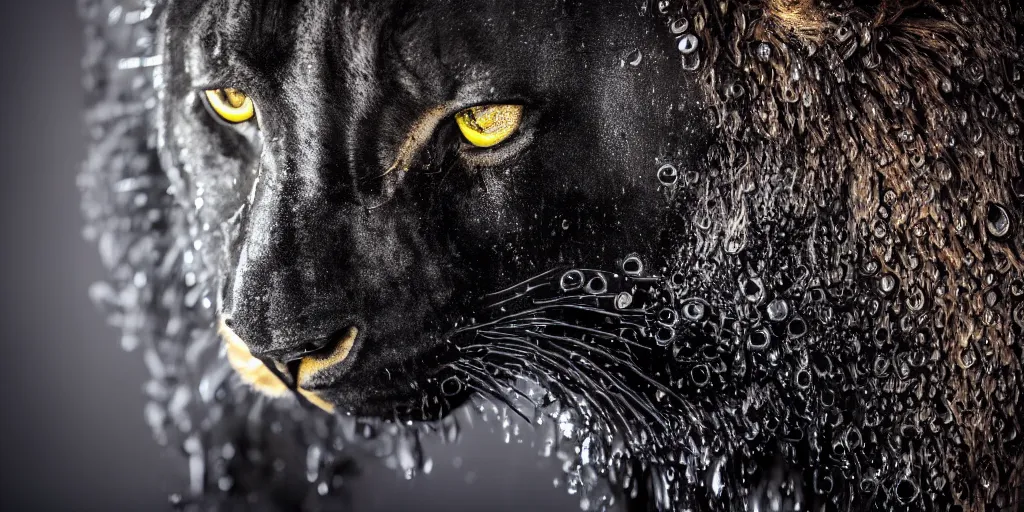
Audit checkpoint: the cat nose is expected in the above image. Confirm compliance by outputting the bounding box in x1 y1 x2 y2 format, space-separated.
222 313 348 365
248 332 335 363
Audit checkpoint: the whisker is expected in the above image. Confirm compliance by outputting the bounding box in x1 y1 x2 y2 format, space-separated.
482 282 554 310
495 337 669 431
509 328 687 408
481 342 648 443
483 267 563 299
459 357 543 412
452 361 533 425
452 308 648 351
469 333 659 435
494 316 650 351
530 293 622 306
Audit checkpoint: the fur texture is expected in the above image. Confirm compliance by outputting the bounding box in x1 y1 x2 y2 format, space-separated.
80 0 1023 510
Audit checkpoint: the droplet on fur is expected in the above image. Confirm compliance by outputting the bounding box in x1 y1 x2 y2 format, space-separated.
670 17 689 34
677 34 698 54
766 299 789 322
748 328 771 351
561 270 585 291
615 292 633 310
896 478 920 504
986 203 1011 238
681 299 708 322
622 255 643 276
657 164 678 186
626 49 643 66
879 273 898 295
584 275 608 295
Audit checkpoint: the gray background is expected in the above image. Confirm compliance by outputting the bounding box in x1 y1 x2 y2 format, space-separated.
0 2 578 510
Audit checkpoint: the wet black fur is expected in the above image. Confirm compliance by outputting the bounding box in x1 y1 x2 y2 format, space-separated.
82 0 1024 510
159 0 705 417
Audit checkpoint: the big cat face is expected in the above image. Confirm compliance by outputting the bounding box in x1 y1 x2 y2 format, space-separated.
159 0 705 418
80 0 1024 509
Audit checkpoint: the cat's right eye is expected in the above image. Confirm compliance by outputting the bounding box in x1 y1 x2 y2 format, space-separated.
203 88 256 124
455 104 523 148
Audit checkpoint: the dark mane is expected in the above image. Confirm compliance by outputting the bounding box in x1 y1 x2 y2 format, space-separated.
683 3 1023 508
449 1 1023 510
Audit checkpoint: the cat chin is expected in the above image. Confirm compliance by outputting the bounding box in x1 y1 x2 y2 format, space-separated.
307 383 471 422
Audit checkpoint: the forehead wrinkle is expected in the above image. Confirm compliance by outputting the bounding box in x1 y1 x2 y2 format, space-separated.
197 0 302 74
385 9 450 101
286 0 334 79
333 2 390 181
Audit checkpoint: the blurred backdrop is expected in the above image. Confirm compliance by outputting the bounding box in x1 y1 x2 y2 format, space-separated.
0 2 580 510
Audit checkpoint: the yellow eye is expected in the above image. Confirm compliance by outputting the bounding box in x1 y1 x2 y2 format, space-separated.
454 104 523 148
203 88 256 124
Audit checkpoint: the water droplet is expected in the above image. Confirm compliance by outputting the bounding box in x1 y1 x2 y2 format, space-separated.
986 202 1011 238
879 273 899 295
896 478 920 504
657 164 678 186
622 255 643 276
657 308 678 326
681 299 708 322
560 270 585 291
766 299 789 322
584 275 608 295
690 364 710 387
748 328 771 351
655 327 676 346
677 34 699 54
670 17 689 34
626 49 643 66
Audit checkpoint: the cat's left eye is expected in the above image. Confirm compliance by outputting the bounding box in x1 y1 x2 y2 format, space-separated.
203 88 256 124
455 104 523 148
